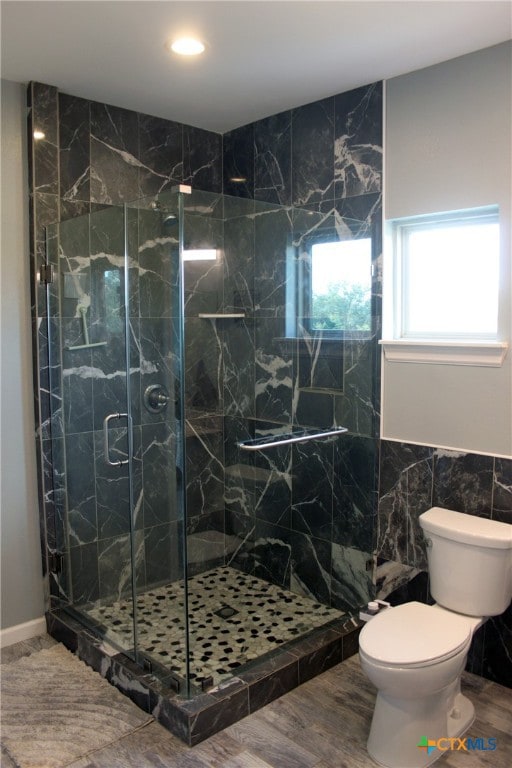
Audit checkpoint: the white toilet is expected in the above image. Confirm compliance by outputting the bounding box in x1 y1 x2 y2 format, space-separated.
358 506 512 768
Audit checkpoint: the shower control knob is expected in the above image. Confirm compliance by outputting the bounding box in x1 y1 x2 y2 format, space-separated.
144 384 170 414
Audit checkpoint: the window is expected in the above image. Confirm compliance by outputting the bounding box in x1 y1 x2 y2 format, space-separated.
391 206 500 341
299 236 372 337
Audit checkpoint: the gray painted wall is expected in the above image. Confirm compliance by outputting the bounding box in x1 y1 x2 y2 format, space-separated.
0 79 45 630
382 42 512 457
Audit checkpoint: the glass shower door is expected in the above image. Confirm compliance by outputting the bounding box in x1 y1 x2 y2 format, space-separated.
47 194 192 688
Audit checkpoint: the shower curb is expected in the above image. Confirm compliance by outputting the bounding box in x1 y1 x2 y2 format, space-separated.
46 608 362 745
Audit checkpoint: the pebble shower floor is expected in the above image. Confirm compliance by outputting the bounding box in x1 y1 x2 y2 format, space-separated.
88 566 343 687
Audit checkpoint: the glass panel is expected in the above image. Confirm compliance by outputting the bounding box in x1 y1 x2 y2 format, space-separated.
122 196 190 688
46 207 137 654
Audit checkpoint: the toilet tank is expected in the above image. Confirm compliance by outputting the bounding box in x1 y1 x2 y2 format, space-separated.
419 507 512 617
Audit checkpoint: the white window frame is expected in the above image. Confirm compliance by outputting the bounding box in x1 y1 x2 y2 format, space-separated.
381 206 508 367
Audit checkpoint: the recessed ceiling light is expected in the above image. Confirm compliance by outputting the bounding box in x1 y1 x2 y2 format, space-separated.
168 37 205 56
33 130 45 140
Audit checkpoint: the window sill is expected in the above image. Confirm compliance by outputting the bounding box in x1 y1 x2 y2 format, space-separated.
379 340 509 367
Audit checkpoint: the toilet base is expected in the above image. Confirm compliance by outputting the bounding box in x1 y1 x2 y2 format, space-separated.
367 685 475 768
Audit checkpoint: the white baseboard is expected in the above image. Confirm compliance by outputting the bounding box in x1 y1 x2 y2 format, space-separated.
0 617 47 649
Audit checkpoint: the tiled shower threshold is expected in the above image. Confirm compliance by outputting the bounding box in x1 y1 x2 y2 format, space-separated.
46 602 362 745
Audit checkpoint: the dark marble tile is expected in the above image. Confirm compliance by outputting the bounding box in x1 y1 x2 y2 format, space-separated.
334 82 383 200
188 685 249 745
294 388 334 429
466 622 485 678
45 610 80 652
253 205 292 318
139 225 180 320
254 318 293 423
297 633 343 684
223 206 255 313
492 458 512 523
90 102 140 204
185 319 222 413
61 341 95 435
144 522 183 587
94 426 132 539
290 531 331 604
331 543 373 612
333 434 378 552
252 521 292 588
223 124 254 199
223 319 255 418
296 336 343 392
68 542 100 605
291 439 333 541
341 624 362 659
183 124 222 194
334 192 382 235
150 693 190 745
139 316 180 426
375 563 431 606
292 96 335 206
142 421 179 527
481 605 512 687
335 339 376 437
254 110 292 206
186 424 225 519
433 450 494 517
59 93 90 203
97 533 133 602
30 82 59 196
138 114 183 195
247 659 299 714
65 431 97 545
377 441 434 567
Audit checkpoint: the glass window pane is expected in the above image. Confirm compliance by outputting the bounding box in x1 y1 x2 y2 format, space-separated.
400 212 499 339
310 238 372 331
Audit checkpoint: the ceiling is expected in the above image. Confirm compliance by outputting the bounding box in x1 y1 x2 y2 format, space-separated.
1 1 511 134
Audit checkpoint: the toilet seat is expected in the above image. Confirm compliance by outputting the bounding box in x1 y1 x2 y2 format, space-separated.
359 601 472 668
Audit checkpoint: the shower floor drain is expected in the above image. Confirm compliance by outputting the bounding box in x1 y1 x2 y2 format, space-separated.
213 604 239 619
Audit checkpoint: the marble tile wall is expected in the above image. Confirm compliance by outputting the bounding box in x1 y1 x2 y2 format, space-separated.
219 82 383 612
30 80 383 620
375 440 512 688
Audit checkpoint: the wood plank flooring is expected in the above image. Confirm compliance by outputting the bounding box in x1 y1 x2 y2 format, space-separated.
1 635 511 767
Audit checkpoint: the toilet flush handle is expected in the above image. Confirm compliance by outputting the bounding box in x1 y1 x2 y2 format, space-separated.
424 537 433 548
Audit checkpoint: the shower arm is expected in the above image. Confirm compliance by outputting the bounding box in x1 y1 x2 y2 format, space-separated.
237 426 347 451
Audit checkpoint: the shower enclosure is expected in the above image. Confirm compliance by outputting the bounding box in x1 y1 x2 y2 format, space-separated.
44 186 375 704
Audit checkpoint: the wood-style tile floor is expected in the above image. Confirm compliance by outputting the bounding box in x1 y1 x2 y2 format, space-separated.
1 634 511 767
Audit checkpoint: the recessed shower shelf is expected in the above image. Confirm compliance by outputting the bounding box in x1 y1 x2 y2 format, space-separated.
198 313 246 319
238 426 348 451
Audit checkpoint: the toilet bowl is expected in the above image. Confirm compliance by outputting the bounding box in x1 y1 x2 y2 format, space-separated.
359 602 482 768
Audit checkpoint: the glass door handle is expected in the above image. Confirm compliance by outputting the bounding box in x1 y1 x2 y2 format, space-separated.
103 412 129 467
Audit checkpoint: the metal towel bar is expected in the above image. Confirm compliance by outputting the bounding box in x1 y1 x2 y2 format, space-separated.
237 427 347 451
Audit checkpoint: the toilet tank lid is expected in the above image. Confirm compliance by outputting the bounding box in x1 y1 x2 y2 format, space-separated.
419 507 512 549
